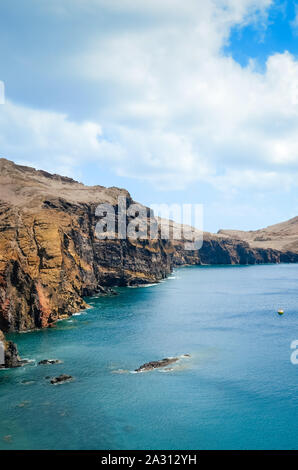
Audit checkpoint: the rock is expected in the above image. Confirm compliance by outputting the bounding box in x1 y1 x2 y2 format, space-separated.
3 340 22 368
38 359 62 365
0 329 22 368
135 357 179 373
50 374 73 385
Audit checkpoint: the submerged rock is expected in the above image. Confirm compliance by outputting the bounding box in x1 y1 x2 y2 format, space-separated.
38 359 62 365
50 374 73 385
135 357 179 373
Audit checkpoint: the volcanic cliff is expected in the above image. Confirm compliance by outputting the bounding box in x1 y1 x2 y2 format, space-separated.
0 158 297 364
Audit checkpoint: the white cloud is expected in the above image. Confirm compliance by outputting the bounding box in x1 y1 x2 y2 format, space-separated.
4 0 298 193
0 101 124 178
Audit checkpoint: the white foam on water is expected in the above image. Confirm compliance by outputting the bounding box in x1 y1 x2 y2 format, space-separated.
20 380 36 386
128 283 159 288
22 358 36 366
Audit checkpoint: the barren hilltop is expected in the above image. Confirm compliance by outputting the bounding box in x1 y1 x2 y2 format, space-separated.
219 217 298 254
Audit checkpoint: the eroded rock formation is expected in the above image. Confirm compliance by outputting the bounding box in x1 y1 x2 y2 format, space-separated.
135 357 180 372
50 374 73 385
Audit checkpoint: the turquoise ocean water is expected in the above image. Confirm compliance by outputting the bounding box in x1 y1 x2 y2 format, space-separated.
0 264 297 450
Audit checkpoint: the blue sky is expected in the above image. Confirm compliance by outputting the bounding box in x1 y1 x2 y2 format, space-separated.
1 0 298 232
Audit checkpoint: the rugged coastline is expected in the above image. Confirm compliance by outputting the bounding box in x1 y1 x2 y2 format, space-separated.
1 158 298 363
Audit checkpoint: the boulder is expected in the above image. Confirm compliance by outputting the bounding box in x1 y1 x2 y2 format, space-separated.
50 374 73 385
135 357 179 373
38 359 62 365
0 329 22 368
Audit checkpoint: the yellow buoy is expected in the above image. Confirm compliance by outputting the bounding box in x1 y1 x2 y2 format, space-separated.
278 310 284 316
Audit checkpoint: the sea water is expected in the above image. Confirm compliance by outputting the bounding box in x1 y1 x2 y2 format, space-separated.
0 264 297 450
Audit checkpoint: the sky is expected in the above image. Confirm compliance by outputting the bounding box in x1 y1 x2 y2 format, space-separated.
1 0 298 232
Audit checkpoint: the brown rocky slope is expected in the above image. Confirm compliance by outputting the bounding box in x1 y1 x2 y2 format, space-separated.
0 158 297 362
219 217 298 254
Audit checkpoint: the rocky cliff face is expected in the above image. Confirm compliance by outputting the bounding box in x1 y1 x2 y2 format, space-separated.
219 216 298 254
198 233 298 265
0 159 175 334
0 158 297 343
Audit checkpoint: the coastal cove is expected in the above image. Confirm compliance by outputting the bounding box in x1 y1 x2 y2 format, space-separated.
0 264 298 449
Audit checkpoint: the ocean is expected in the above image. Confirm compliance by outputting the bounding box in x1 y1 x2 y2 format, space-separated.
0 264 297 450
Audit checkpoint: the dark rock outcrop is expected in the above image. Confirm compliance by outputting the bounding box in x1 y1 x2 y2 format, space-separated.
0 329 22 368
135 357 179 372
50 374 73 384
38 359 62 365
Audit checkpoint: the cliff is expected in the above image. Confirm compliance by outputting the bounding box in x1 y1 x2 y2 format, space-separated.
0 158 297 343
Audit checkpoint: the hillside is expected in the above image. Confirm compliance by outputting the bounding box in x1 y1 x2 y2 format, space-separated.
218 217 298 254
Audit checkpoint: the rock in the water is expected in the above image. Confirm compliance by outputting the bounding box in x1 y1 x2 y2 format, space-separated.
50 374 73 385
0 330 22 368
38 359 62 365
135 357 179 373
